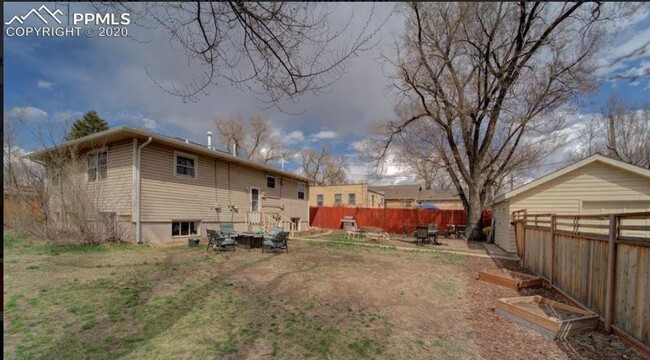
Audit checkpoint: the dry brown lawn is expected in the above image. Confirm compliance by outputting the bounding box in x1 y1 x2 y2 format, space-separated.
3 233 645 359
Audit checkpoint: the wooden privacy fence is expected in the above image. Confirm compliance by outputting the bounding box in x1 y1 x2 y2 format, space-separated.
309 206 491 234
513 211 650 353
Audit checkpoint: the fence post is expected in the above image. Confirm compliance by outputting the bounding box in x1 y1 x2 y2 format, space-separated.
550 214 556 288
522 211 527 267
604 214 617 333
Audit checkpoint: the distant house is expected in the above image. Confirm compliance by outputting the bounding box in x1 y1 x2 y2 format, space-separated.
492 154 650 253
368 184 421 208
417 190 463 210
310 183 384 208
28 126 312 245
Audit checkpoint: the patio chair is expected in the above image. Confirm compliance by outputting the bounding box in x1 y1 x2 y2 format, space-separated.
345 223 362 240
207 229 236 252
456 225 467 239
428 223 440 244
220 222 238 238
265 226 284 238
262 231 289 253
415 226 429 246
442 225 457 238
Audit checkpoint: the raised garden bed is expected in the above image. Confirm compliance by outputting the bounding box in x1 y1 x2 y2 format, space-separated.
496 296 599 339
478 268 544 290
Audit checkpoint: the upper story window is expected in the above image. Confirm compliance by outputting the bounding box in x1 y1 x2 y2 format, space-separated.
371 194 375 207
348 193 356 206
298 183 305 200
267 175 276 188
175 152 197 178
334 193 342 205
87 151 108 182
316 194 324 207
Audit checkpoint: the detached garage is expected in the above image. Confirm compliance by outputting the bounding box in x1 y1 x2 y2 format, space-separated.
492 154 650 253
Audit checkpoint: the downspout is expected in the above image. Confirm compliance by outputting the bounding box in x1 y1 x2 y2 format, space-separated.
136 137 153 244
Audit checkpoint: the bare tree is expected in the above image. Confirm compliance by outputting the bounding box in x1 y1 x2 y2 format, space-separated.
97 2 390 105
214 116 289 165
375 2 629 240
566 115 606 163
603 96 650 168
570 95 650 168
298 147 348 185
4 111 132 244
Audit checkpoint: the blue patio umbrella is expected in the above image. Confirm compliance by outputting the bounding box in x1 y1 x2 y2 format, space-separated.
419 203 439 210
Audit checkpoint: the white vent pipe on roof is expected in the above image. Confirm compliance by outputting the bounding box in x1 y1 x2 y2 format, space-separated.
232 143 237 157
206 131 213 149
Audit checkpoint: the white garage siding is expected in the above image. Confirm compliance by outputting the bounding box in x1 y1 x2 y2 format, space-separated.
493 155 650 253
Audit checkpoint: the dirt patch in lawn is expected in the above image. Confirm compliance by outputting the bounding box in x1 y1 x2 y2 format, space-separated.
464 256 646 360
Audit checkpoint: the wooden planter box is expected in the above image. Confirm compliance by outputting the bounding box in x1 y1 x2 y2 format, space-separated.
496 296 599 339
478 268 544 290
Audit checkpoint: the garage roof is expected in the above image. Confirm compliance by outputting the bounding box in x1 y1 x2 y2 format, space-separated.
493 154 650 204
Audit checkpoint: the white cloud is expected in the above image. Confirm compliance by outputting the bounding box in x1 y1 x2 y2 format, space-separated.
596 15 650 78
37 80 54 89
142 118 159 131
6 106 48 122
310 130 338 140
52 110 82 122
282 130 305 145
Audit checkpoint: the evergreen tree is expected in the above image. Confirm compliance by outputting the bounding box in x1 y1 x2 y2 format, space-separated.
65 111 109 140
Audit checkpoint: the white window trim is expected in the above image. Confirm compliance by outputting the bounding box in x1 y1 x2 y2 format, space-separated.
173 151 198 179
87 148 109 182
171 220 201 238
266 175 276 189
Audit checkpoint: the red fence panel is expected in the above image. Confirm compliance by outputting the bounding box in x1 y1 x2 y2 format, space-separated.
309 206 492 234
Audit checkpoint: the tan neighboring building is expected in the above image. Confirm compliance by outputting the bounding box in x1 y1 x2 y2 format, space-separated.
310 184 384 208
418 190 463 210
29 126 312 245
368 184 421 208
492 154 650 253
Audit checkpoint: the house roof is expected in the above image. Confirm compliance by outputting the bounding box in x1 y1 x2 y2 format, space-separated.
493 154 650 204
418 190 460 202
26 126 313 183
368 184 422 200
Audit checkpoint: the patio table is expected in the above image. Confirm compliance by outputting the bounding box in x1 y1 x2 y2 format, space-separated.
237 232 264 249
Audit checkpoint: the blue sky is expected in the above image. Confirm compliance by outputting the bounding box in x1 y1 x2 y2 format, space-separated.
4 2 650 183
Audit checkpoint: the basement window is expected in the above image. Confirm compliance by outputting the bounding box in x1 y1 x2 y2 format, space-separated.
172 221 199 237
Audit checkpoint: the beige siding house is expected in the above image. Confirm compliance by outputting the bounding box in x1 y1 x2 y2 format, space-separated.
368 184 421 208
417 190 463 210
309 184 384 208
492 154 650 253
29 126 311 245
